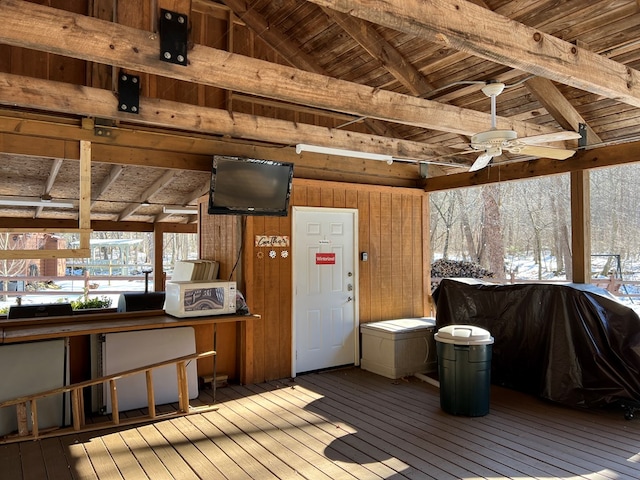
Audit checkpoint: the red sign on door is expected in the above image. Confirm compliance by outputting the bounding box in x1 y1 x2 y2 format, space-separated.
315 253 336 265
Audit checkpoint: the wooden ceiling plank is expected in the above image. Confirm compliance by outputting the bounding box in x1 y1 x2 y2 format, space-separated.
305 0 640 108
0 0 572 139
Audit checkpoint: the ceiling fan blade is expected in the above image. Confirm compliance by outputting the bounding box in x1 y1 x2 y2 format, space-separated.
509 145 576 160
469 152 493 172
519 131 582 144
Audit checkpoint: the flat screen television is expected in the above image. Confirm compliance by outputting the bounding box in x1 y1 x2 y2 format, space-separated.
208 156 294 216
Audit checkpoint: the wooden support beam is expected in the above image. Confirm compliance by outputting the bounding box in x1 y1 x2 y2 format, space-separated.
307 0 640 108
524 77 601 145
79 140 92 249
0 72 467 163
0 1 574 140
323 7 434 96
571 170 591 284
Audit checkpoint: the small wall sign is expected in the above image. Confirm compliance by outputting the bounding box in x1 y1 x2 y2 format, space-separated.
316 253 336 265
255 235 289 247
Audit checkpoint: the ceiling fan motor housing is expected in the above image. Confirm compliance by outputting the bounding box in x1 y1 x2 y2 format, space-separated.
471 129 518 149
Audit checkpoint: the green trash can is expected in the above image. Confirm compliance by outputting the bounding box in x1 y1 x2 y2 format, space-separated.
434 325 494 417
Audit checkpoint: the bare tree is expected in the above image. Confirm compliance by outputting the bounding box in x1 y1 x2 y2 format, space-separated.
479 185 505 280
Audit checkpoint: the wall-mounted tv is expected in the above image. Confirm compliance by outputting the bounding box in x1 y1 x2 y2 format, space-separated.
208 156 294 216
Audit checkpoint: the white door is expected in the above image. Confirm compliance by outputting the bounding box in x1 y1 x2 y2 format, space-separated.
292 207 358 375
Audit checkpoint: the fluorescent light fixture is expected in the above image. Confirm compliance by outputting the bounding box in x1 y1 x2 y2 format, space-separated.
163 206 198 215
296 143 394 164
0 196 75 208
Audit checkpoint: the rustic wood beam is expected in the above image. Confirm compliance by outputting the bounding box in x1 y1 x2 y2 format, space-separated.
306 0 640 108
423 140 640 192
220 0 405 140
0 129 423 186
221 0 323 73
322 7 434 96
525 77 601 145
570 170 591 283
0 73 461 162
466 1 598 145
0 0 572 140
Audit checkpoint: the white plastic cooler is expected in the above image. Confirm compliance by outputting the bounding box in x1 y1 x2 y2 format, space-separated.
360 317 437 379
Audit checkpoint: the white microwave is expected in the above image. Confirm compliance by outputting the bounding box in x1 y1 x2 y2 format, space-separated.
164 280 237 318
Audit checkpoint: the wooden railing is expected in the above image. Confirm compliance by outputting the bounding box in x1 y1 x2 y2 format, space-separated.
0 350 216 444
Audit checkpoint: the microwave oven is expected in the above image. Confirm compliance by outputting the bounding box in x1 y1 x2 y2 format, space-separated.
164 280 237 318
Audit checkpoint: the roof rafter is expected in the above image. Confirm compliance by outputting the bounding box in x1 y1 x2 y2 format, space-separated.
0 0 573 141
220 0 413 139
306 0 640 108
118 170 177 221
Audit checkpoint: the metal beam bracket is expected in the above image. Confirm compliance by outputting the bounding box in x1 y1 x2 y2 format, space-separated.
159 9 188 66
118 72 140 114
578 123 587 148
94 118 115 137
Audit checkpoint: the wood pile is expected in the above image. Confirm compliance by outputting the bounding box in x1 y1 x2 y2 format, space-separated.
431 259 494 279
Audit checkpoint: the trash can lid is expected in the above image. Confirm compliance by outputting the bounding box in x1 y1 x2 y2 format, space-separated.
434 324 494 345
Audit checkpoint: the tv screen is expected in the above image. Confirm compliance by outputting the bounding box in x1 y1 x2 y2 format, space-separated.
208 156 294 216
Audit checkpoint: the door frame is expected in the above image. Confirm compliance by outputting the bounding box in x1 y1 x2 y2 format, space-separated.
291 206 360 377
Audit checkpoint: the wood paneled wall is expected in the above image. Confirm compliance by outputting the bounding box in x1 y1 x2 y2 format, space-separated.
200 178 430 383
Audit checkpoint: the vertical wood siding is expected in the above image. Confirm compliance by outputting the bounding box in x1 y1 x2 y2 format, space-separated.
200 178 428 383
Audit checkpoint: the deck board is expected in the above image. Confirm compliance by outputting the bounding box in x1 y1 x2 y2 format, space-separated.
4 367 640 480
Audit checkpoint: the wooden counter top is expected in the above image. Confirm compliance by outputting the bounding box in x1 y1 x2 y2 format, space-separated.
0 310 260 344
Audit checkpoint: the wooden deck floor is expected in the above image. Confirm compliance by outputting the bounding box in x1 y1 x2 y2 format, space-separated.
1 367 639 479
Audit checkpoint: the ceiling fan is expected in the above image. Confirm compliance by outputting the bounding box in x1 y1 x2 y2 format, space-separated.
468 82 578 172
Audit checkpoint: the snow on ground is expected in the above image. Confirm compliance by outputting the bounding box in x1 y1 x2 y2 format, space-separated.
0 278 149 311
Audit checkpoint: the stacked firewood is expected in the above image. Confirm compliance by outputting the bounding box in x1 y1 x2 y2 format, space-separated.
431 259 494 279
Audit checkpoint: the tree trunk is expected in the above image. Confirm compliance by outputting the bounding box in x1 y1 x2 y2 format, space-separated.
479 185 505 280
